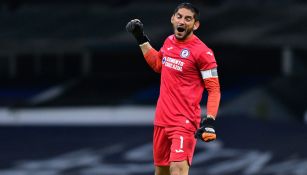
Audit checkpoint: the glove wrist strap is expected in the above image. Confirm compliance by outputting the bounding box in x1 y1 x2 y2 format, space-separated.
136 34 150 45
206 115 215 120
201 115 215 127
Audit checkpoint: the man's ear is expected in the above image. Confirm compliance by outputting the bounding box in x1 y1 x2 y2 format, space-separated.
171 15 175 24
193 20 200 30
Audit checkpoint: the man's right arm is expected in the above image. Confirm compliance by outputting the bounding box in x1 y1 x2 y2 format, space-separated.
126 19 162 73
140 42 162 73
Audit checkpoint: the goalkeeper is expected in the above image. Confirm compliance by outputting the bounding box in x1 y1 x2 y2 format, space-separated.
126 2 221 175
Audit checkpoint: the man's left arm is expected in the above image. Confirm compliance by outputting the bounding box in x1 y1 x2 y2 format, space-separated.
195 68 221 142
204 72 221 119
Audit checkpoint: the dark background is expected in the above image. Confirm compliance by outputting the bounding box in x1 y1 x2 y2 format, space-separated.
0 0 306 174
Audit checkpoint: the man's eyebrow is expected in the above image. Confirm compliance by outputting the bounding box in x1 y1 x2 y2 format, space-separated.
175 11 193 20
176 12 182 16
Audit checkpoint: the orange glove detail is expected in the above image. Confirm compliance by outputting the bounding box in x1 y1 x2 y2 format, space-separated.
202 132 216 142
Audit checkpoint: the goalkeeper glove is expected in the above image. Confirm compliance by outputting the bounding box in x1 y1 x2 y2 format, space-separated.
195 116 216 142
126 19 150 45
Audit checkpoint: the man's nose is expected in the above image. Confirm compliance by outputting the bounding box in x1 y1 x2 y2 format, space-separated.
178 18 185 25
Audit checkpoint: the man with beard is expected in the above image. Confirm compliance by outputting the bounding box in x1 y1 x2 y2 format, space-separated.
126 2 221 175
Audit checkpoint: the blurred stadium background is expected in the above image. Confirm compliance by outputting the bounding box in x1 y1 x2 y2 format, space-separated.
0 0 306 175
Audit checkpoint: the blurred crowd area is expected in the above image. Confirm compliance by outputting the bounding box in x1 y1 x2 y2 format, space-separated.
0 0 306 122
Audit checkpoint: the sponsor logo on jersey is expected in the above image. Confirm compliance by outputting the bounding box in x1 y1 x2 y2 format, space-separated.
180 49 190 58
162 57 185 72
162 57 167 64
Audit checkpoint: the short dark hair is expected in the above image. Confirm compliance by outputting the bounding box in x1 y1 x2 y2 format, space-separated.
173 2 200 21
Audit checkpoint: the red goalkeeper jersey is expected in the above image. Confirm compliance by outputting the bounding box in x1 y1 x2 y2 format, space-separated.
154 34 217 131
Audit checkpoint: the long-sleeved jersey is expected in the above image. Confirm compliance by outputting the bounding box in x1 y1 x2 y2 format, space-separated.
146 34 218 131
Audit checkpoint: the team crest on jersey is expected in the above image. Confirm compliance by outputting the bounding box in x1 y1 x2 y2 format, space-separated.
180 49 190 58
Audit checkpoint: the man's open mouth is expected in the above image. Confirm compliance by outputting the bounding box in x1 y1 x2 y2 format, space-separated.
177 26 185 32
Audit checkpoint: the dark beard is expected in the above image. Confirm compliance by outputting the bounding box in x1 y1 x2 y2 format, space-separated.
175 28 193 41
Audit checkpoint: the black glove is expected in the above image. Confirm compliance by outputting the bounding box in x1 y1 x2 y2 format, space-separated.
195 116 216 142
126 19 149 45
